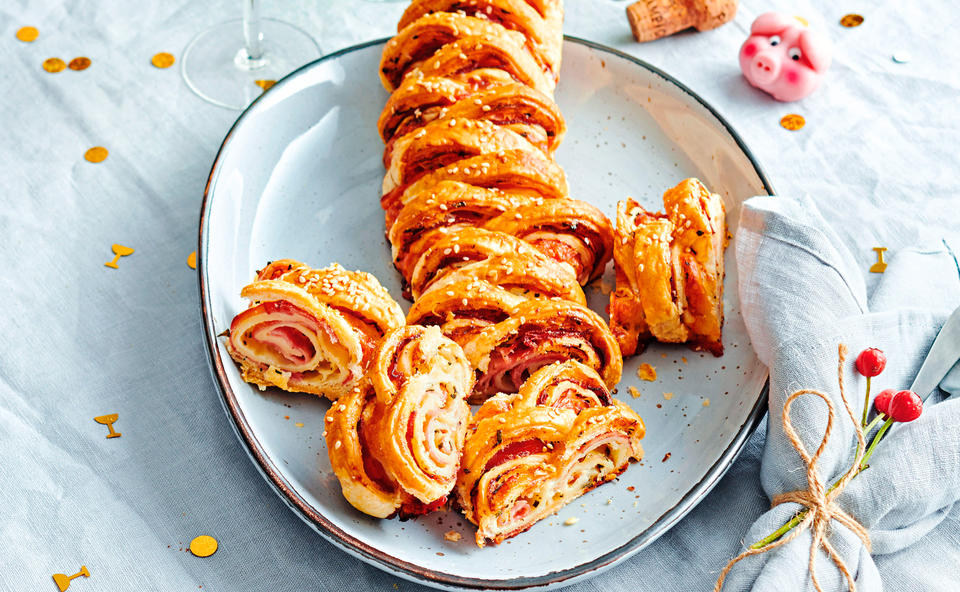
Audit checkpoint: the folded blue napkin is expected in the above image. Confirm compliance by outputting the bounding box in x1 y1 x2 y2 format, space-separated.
720 195 960 590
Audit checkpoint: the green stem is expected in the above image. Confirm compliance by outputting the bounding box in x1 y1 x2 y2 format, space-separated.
750 415 893 550
861 376 872 427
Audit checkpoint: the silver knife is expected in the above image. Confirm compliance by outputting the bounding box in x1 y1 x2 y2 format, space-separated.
912 304 960 400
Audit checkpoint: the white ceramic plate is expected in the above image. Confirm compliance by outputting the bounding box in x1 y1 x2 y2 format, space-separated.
199 37 772 591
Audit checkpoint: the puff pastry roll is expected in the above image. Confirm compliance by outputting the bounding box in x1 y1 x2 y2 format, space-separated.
405 34 555 96
609 178 726 356
485 199 614 284
463 298 622 402
406 278 526 347
380 12 527 92
381 148 568 227
398 0 564 80
456 362 644 546
227 260 405 399
382 118 542 197
389 184 534 281
378 70 516 144
326 325 474 517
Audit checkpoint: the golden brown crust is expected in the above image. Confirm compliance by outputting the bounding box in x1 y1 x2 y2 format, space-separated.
407 278 528 347
227 260 405 400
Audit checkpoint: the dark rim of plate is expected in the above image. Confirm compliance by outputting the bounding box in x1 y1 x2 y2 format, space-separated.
198 35 774 591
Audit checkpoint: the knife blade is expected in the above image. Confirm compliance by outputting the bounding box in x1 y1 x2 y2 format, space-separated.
911 304 960 401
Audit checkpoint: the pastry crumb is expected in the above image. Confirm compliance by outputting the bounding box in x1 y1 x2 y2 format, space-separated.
702 398 710 407
681 356 688 364
629 386 641 398
662 452 672 462
663 392 673 400
564 517 579 526
637 363 657 381
606 498 612 505
444 530 461 542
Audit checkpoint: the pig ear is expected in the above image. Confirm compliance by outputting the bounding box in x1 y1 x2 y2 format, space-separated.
799 28 832 72
750 12 793 35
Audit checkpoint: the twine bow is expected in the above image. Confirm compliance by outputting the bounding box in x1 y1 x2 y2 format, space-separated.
714 344 871 592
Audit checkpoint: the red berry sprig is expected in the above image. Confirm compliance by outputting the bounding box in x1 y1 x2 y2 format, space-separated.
888 390 923 422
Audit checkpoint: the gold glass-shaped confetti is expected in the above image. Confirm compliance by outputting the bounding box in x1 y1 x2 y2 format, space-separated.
104 244 134 269
52 566 89 592
94 414 122 438
43 58 66 73
254 79 276 91
85 146 109 163
780 114 806 131
16 26 39 42
187 251 197 269
869 247 889 273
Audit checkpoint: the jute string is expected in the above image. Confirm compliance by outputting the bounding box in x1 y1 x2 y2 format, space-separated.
714 344 870 592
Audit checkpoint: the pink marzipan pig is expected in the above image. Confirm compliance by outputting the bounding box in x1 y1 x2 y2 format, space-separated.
739 13 832 102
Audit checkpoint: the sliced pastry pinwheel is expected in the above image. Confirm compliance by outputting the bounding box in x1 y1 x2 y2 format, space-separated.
382 148 568 226
398 0 564 80
227 260 405 399
463 298 622 402
326 325 474 517
609 178 726 356
485 199 614 284
406 278 527 347
457 362 645 546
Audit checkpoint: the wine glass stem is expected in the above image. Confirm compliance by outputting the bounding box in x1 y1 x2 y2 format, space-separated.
243 0 263 61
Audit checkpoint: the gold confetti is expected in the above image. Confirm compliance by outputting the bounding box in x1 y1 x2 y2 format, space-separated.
52 566 89 591
189 535 218 557
563 517 579 525
85 146 109 163
663 392 673 400
104 244 134 269
294 422 304 428
43 57 66 73
793 16 809 27
637 363 657 381
443 530 462 542
16 26 39 43
629 386 641 399
840 14 864 28
151 52 175 69
254 79 277 91
93 414 122 439
703 398 711 407
780 114 806 131
68 57 92 71
681 356 688 365
187 251 197 269
869 247 888 273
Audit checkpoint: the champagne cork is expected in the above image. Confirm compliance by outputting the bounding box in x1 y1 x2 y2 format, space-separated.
627 0 737 43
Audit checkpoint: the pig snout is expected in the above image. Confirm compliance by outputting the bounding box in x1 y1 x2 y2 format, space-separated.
750 52 780 85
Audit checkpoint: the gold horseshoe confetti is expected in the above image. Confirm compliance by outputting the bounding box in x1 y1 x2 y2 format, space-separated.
869 247 888 273
84 147 109 163
68 57 92 71
780 113 806 131
151 52 175 68
43 58 67 73
52 566 89 591
189 535 219 557
104 244 134 269
840 14 864 28
93 414 122 438
187 251 197 269
16 26 39 42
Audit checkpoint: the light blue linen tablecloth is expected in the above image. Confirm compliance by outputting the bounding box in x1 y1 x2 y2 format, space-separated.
2 0 959 590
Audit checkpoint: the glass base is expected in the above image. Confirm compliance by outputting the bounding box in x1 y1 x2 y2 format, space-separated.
182 18 321 110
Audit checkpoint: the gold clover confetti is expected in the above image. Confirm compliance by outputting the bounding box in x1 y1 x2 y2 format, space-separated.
16 26 39 42
869 247 888 273
187 251 197 269
68 57 92 71
840 14 864 28
105 244 134 269
189 535 218 557
151 52 175 69
780 114 806 131
43 57 66 73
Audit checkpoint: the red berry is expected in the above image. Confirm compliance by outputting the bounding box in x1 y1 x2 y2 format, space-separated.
874 388 896 415
888 390 923 422
856 348 886 377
